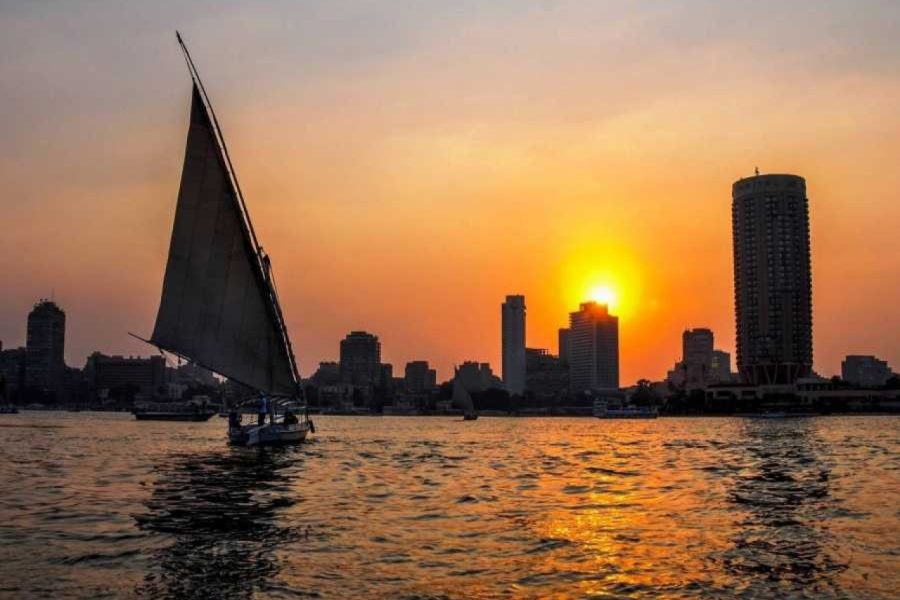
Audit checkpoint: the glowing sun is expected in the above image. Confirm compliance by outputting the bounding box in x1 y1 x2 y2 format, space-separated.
589 284 618 311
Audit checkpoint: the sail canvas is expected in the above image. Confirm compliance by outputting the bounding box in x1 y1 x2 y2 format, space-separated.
151 85 296 395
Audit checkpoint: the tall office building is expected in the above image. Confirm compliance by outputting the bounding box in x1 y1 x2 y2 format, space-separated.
501 295 526 396
567 301 619 393
558 328 571 364
339 331 382 386
25 300 66 396
683 328 714 367
404 361 437 393
732 173 813 385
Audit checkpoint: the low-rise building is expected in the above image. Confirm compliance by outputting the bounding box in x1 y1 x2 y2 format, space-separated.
842 355 894 388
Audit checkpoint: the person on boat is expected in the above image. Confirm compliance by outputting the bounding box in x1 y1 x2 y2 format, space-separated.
282 410 298 426
228 410 242 429
257 395 268 426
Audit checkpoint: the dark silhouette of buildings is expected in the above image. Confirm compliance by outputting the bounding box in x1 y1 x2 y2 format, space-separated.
501 295 526 396
339 331 381 386
732 173 813 384
667 328 734 390
404 360 436 393
0 343 26 402
558 328 570 365
84 352 168 402
568 301 619 393
25 299 67 398
842 355 894 388
455 361 502 393
525 348 568 404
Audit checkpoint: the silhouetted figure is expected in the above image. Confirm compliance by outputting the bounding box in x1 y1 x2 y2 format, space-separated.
257 396 268 426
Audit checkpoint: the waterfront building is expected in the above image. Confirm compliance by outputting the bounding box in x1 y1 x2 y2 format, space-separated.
0 345 26 402
501 295 526 395
404 360 437 393
339 331 381 386
683 328 714 367
525 348 568 403
455 361 502 393
732 173 813 384
842 355 894 388
558 328 571 365
710 350 733 382
84 353 168 401
667 329 735 390
310 361 340 386
567 301 619 394
24 299 67 397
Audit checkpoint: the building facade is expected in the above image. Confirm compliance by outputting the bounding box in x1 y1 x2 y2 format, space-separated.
501 295 526 395
25 300 67 397
0 346 26 402
404 360 437 393
455 361 502 393
842 355 893 388
732 173 813 384
567 301 619 394
84 353 168 401
525 348 568 403
339 331 381 386
558 328 570 365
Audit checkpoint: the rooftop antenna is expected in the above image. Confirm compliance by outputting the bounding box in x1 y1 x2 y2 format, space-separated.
754 166 760 176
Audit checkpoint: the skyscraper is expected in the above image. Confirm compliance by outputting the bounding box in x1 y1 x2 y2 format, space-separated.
732 173 813 385
501 295 526 395
558 328 570 365
339 331 381 386
567 301 619 393
25 299 66 397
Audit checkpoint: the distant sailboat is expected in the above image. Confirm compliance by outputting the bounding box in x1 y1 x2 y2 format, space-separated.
452 378 478 421
135 33 313 446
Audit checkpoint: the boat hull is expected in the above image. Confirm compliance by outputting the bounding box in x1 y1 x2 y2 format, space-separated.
134 411 216 421
229 422 310 447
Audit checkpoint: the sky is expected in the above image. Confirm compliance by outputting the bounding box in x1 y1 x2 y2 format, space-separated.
1 0 899 384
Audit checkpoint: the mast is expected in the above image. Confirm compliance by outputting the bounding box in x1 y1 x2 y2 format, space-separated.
173 32 302 391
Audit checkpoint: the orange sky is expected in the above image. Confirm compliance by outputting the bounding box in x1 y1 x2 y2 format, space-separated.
1 1 899 384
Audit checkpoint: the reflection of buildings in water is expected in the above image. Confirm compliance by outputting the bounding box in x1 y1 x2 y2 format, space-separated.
724 420 846 590
134 449 302 599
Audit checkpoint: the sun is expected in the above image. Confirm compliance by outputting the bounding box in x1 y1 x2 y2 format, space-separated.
588 284 618 311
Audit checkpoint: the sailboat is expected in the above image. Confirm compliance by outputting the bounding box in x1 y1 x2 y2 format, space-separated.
134 33 313 446
452 378 478 421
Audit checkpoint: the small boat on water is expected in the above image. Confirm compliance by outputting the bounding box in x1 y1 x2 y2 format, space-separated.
133 400 216 421
133 33 313 446
593 400 658 419
452 377 478 421
744 411 817 419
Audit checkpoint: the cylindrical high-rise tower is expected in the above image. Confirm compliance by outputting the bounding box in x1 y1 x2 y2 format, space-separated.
732 173 812 385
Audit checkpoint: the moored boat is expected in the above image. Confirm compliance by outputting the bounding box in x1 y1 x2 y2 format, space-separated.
593 400 658 419
133 401 216 421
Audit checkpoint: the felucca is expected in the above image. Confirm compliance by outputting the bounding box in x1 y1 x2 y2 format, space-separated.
134 33 313 446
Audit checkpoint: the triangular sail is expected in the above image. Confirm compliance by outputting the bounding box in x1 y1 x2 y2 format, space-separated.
150 84 296 395
452 378 475 413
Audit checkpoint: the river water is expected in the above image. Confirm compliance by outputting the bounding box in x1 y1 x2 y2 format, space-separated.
0 413 898 599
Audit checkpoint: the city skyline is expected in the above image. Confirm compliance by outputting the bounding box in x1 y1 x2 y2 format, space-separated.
2 2 900 384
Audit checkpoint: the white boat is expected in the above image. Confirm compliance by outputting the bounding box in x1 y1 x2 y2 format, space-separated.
134 33 314 447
